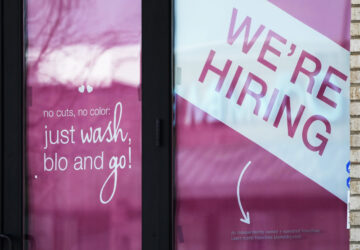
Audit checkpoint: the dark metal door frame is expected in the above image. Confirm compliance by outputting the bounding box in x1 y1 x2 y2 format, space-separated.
1 0 25 249
0 0 175 250
142 0 175 249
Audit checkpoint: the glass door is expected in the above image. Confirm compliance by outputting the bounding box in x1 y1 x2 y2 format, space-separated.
174 0 350 250
25 0 142 249
1 0 173 249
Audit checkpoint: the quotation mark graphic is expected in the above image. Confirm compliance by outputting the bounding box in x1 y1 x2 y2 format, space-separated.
78 85 93 93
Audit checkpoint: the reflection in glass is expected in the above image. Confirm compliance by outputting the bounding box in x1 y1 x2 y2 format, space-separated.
25 0 141 249
174 1 350 250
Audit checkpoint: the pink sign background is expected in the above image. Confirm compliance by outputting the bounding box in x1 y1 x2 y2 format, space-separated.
175 0 350 249
26 0 141 250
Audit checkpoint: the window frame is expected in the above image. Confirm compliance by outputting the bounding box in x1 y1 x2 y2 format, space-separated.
0 0 175 250
1 0 25 249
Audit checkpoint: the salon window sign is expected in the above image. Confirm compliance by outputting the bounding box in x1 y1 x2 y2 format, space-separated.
26 0 141 250
174 0 350 250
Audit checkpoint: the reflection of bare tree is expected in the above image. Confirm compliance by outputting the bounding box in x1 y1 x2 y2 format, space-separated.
27 0 85 71
26 0 141 86
26 2 142 250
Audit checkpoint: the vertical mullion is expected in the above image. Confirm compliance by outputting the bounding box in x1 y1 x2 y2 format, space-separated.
2 0 24 249
142 0 174 249
0 0 3 239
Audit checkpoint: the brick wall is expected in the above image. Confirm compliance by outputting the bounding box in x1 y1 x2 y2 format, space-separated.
351 1 360 249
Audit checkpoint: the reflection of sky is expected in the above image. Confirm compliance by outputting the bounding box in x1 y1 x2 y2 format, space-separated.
27 44 140 87
27 0 141 87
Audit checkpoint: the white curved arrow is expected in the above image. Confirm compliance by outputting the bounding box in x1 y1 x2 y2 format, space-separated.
237 161 252 224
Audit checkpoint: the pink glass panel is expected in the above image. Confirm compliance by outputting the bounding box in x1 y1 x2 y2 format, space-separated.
174 1 350 250
25 1 141 249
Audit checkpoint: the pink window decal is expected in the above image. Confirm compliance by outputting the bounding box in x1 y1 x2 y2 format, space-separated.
25 0 142 249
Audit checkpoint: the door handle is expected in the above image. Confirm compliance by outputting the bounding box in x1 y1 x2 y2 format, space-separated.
0 234 12 250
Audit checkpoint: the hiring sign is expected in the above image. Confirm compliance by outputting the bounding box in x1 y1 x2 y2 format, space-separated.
175 0 349 202
175 0 349 249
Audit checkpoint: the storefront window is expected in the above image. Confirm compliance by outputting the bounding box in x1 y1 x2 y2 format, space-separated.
25 1 142 249
174 1 350 249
